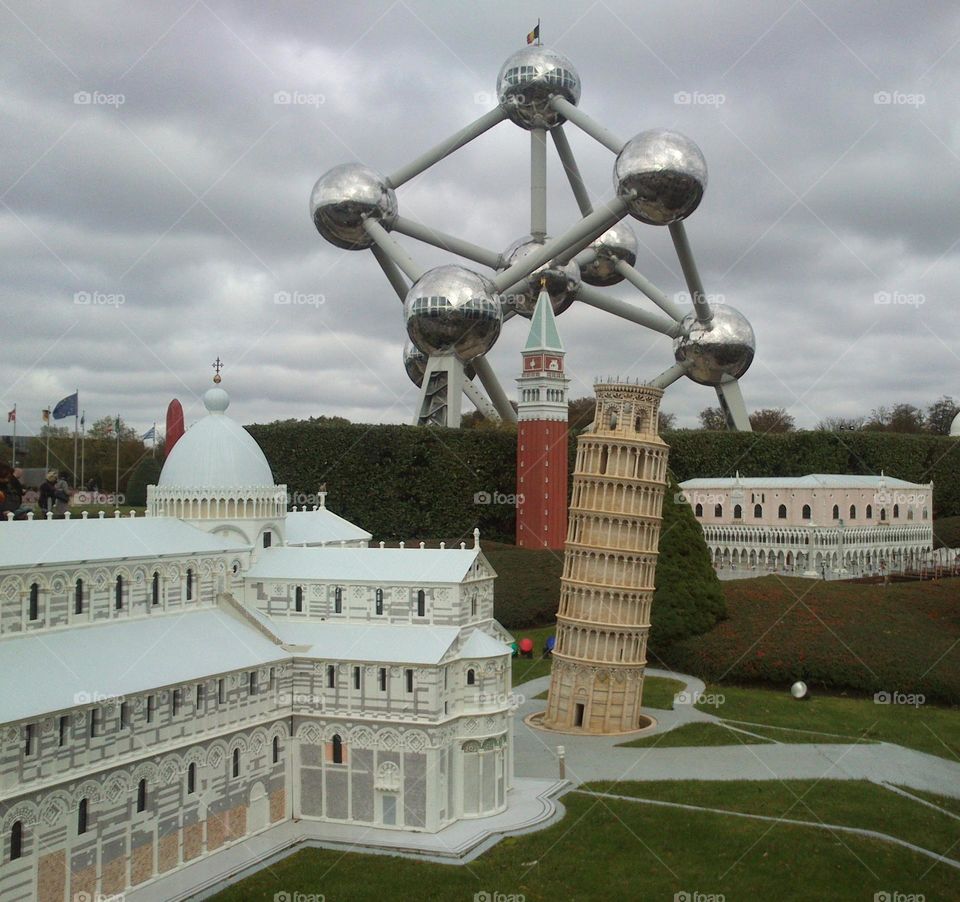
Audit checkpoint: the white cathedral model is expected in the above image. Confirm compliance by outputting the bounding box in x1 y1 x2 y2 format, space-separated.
0 381 517 902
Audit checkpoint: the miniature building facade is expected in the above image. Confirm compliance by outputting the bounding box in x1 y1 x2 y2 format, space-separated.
543 381 669 733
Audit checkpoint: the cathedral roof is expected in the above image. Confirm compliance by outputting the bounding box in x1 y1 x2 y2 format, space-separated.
523 288 564 353
284 508 372 545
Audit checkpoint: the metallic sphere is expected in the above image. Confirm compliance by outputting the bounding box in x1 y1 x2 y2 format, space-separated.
496 46 581 130
309 163 398 250
791 681 808 700
581 221 638 287
674 304 755 386
403 339 474 386
499 236 580 317
404 265 502 362
614 129 708 225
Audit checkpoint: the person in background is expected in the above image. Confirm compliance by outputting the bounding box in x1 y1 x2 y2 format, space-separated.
0 464 24 520
38 469 59 514
54 472 71 515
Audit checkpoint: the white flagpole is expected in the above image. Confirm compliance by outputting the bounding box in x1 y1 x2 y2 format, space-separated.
10 405 16 466
72 390 79 486
115 415 120 507
44 407 50 471
80 412 86 490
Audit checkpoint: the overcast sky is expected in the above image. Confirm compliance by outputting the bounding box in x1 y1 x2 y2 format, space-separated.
2 0 958 441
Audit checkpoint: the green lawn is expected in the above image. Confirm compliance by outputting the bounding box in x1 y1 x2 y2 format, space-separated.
509 624 555 688
695 682 960 761
641 675 685 710
581 779 960 864
209 788 959 902
894 785 960 818
617 721 772 748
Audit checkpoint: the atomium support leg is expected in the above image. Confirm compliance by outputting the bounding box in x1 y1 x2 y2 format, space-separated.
362 219 424 284
391 216 501 269
472 355 518 424
716 376 752 431
549 97 625 153
387 106 509 188
414 354 466 428
576 284 684 338
371 245 409 302
669 222 713 325
648 360 691 389
463 379 501 422
531 128 548 241
551 125 593 216
614 260 686 322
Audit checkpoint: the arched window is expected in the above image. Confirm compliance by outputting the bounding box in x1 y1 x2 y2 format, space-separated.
263 531 272 549
866 504 873 518
10 821 22 860
232 748 240 778
753 504 762 519
922 508 929 519
778 504 787 519
136 778 147 813
599 447 608 474
188 762 196 794
334 587 342 613
185 569 193 600
273 736 280 764
417 589 425 617
907 509 914 520
734 504 742 519
714 504 723 518
832 505 839 520
802 504 811 520
893 504 899 519
28 583 39 621
466 668 476 686
471 595 477 617
295 586 303 612
375 588 383 615
332 734 343 764
78 799 88 835
694 503 703 517
880 508 887 520
115 575 123 610
849 505 856 519
151 571 160 605
75 579 84 615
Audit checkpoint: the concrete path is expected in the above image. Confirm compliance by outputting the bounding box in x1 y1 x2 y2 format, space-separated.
514 668 960 800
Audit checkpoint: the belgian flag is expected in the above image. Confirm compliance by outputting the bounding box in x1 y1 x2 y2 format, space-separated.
526 21 540 45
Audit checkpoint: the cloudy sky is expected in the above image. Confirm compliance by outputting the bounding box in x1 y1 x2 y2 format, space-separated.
1 0 958 441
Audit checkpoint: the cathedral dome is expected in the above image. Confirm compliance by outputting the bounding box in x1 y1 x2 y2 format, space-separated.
951 410 960 437
158 387 275 490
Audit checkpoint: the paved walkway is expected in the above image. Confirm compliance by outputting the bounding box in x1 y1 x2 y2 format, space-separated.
514 668 960 800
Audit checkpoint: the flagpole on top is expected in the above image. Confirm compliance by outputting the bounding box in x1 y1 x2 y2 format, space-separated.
115 414 121 508
10 405 16 467
80 411 86 490
44 407 50 471
72 388 79 487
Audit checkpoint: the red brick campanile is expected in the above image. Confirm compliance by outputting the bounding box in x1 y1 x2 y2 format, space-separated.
516 288 569 549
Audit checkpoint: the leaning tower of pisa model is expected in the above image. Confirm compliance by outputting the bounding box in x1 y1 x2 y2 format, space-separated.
542 380 670 733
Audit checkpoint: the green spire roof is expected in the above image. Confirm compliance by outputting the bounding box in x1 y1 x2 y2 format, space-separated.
524 288 564 353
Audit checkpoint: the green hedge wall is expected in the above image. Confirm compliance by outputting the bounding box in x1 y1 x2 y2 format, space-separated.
247 423 959 541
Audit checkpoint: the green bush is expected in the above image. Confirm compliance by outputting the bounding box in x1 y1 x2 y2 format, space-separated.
125 456 163 506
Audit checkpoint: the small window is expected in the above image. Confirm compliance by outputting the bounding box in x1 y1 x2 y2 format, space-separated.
187 762 196 794
146 695 155 723
471 595 477 617
849 505 857 519
75 579 84 614
880 508 887 520
893 504 900 519
714 504 723 518
332 734 343 764
375 588 383 615
186 568 193 601
151 572 160 606
232 748 240 778
196 684 204 709
58 715 67 747
327 665 335 688
89 710 97 738
272 736 280 764
753 504 762 519
866 504 873 518
120 702 129 729
778 504 787 519
694 503 703 517
10 821 23 861
405 669 414 693
78 799 88 835
136 778 147 813
263 531 272 549
172 689 181 716
832 504 840 520
353 666 361 690
269 667 275 691
295 586 303 612
115 575 123 610
733 504 742 519
249 671 257 696
334 587 342 614
802 504 811 520
217 679 225 704
28 583 39 621
466 669 476 686
923 508 928 520
24 724 34 756
378 667 386 691
417 589 425 617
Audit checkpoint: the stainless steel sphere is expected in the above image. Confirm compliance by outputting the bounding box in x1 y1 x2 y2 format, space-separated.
674 304 755 386
404 265 502 362
498 236 579 317
791 681 808 700
496 46 581 129
403 339 474 386
614 129 708 225
581 221 638 287
309 163 398 250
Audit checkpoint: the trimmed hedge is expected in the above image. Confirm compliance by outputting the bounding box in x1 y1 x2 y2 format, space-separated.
125 456 163 507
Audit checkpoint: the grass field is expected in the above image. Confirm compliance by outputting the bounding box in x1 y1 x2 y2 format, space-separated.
209 785 959 902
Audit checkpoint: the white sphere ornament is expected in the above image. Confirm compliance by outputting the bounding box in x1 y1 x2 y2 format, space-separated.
791 681 808 700
614 129 708 225
496 46 581 130
309 163 397 250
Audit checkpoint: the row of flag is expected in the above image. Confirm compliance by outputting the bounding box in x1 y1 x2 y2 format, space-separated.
6 392 157 441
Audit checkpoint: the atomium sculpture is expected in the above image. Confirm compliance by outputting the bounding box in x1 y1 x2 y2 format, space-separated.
310 45 756 429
